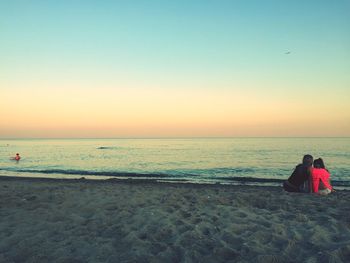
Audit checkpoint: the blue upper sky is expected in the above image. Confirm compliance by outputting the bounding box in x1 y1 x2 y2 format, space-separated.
1 0 349 87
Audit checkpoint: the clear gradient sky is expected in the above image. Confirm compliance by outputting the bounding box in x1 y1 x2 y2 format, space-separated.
1 0 349 138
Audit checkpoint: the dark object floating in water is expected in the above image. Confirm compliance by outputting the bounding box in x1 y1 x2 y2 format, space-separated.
97 146 117 150
285 51 291 54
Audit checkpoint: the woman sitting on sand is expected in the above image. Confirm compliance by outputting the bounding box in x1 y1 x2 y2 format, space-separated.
311 158 333 195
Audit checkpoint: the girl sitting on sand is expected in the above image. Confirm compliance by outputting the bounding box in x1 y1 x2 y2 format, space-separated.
311 158 333 195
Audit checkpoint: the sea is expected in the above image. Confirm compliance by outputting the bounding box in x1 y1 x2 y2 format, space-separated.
0 138 349 188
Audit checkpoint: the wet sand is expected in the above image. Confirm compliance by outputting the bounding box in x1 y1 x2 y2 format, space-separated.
0 176 349 263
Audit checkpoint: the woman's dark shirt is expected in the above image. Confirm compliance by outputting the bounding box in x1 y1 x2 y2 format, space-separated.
287 164 311 188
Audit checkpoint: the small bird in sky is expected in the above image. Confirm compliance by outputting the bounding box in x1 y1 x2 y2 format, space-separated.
285 51 291 55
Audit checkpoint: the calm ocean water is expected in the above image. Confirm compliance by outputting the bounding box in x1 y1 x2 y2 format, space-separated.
0 138 349 188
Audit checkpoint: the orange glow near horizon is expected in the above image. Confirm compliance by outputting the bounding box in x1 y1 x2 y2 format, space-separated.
1 85 349 138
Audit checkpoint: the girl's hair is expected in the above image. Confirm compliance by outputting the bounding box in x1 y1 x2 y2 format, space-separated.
314 158 325 169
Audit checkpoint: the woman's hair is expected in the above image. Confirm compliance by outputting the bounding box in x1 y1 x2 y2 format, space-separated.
314 158 325 169
302 154 313 167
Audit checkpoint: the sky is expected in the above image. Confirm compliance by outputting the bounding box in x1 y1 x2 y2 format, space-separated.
1 0 349 138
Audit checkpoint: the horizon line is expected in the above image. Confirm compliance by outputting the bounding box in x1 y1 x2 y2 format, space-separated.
1 136 349 140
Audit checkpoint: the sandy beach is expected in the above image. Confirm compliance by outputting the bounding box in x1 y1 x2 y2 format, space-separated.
0 176 349 263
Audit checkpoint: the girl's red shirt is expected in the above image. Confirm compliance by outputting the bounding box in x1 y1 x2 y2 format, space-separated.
311 168 332 192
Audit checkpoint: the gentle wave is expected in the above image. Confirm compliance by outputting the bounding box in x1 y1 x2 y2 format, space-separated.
0 167 349 186
171 167 257 174
0 168 169 178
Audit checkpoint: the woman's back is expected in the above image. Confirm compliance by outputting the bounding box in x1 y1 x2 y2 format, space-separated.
312 158 332 194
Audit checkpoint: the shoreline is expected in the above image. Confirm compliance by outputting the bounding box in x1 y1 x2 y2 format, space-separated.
1 174 350 262
1 174 349 191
